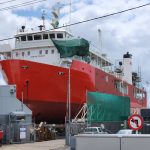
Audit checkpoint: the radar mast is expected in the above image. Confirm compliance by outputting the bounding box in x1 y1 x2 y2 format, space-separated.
41 10 46 30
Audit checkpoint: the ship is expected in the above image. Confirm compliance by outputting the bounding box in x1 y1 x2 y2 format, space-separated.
0 8 147 123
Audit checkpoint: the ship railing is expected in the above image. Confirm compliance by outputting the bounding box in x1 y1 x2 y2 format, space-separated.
68 55 117 77
135 83 144 90
59 58 72 67
72 56 85 62
90 44 112 64
0 54 10 60
90 44 103 56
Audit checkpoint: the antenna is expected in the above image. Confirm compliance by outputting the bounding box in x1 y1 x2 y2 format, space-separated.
138 65 142 87
69 0 72 32
41 10 46 30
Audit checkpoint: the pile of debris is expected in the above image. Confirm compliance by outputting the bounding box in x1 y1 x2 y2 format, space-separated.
35 122 56 141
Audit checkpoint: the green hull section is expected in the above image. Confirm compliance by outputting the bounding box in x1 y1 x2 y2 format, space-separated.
87 92 130 122
52 38 89 58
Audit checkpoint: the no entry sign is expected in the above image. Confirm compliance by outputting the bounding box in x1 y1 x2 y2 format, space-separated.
128 114 144 131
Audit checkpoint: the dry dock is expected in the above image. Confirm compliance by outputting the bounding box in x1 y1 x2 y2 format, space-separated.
0 139 70 150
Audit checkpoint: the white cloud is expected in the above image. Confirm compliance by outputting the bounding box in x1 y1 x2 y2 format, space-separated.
0 0 150 105
61 0 150 105
0 11 43 46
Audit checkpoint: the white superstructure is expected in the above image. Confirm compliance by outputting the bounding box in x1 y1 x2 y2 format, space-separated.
12 26 112 70
13 28 72 66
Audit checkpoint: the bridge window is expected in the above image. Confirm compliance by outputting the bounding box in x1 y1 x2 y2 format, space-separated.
50 34 55 39
134 88 143 100
27 51 30 56
16 52 18 57
57 33 63 39
114 80 128 94
51 49 54 54
27 35 33 41
39 50 42 55
21 36 26 41
43 34 48 39
45 50 48 54
34 34 41 40
22 52 25 57
16 37 20 42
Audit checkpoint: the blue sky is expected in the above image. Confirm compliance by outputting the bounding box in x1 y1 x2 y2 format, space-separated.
11 0 95 18
14 9 42 18
0 0 150 106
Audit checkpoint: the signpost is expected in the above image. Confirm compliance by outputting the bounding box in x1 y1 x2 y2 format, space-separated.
128 114 144 131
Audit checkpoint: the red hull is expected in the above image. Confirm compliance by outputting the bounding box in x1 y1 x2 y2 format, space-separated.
0 131 3 140
0 59 95 123
0 59 147 123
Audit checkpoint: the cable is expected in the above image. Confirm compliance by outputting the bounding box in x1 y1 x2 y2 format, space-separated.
0 0 18 5
0 2 150 42
0 37 14 42
0 0 46 11
63 2 150 28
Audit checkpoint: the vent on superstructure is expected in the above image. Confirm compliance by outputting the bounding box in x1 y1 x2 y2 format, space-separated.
132 72 141 83
102 53 107 57
115 68 122 73
19 26 25 32
38 25 44 31
114 61 122 74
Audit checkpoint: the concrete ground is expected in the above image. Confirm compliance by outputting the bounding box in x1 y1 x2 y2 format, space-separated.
0 139 70 150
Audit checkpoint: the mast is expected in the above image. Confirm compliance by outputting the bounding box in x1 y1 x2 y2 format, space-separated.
41 10 46 30
69 0 72 32
98 28 102 52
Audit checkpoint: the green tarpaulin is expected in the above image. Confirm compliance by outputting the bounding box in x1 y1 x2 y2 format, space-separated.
87 92 130 122
52 38 89 58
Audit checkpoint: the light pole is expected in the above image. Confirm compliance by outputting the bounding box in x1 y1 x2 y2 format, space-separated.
68 68 71 126
66 67 71 145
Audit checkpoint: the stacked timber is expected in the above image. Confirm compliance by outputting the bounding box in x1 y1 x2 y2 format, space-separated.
35 122 56 141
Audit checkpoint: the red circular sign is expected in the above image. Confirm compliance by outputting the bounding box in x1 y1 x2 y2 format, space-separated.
128 114 144 131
